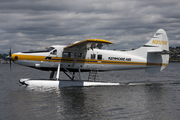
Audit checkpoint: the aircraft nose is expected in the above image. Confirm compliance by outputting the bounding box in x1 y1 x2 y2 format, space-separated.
11 54 19 61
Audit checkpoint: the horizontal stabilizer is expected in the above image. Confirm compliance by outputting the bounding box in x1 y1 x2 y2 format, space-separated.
147 49 170 55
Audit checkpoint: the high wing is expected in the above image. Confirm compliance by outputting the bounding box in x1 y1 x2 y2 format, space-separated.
64 39 113 67
64 39 113 51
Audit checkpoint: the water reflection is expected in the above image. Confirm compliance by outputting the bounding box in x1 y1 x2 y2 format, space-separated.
1 63 180 119
7 81 180 120
144 83 180 120
8 87 104 120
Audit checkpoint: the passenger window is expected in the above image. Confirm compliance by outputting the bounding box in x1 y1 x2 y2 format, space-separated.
91 54 96 59
63 52 72 57
78 53 85 58
97 54 102 60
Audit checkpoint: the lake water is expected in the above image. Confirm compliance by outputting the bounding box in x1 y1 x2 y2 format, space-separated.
0 63 180 120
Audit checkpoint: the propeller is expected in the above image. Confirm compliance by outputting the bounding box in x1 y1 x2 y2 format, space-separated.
6 48 12 71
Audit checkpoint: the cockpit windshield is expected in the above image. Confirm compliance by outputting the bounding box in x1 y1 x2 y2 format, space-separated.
47 47 55 52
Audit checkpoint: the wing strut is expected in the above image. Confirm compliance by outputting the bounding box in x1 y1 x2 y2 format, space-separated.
72 48 80 67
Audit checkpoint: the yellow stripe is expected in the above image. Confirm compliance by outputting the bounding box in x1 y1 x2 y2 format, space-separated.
12 54 168 66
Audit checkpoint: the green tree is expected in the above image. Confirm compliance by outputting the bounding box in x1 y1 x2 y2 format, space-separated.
0 54 8 60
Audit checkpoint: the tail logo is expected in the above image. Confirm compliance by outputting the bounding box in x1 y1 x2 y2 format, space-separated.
152 40 167 45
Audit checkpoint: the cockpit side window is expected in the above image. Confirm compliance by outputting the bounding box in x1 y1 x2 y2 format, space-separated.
50 49 57 55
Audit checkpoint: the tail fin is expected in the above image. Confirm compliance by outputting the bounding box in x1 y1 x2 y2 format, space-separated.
144 29 169 51
144 29 169 73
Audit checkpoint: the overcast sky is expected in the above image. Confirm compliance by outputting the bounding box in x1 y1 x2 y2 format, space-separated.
0 0 180 53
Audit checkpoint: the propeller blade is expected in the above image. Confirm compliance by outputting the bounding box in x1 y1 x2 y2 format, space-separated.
10 59 11 71
6 48 12 71
10 48 12 71
9 47 11 57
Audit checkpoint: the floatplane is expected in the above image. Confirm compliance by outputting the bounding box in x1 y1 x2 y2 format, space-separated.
7 29 170 87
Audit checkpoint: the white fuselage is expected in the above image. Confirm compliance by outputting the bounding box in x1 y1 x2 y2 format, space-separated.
11 45 164 72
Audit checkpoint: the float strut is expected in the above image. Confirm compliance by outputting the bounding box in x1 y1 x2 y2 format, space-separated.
61 65 80 80
63 71 74 80
78 67 81 81
50 71 55 79
72 72 75 80
56 63 60 80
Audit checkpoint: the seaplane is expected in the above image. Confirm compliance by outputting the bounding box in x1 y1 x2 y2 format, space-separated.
7 29 170 87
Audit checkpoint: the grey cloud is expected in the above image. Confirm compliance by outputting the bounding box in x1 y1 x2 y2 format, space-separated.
0 0 180 53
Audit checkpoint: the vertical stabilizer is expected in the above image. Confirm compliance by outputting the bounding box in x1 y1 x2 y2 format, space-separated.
144 29 169 51
144 29 169 73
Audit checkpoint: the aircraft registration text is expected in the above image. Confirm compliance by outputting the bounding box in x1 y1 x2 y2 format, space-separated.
152 40 167 45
